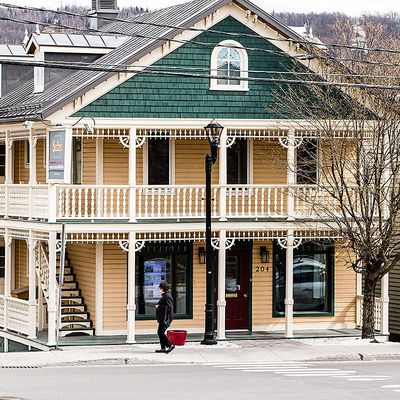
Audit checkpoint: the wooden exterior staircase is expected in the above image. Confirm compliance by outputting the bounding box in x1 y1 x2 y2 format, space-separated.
57 252 95 337
35 242 94 337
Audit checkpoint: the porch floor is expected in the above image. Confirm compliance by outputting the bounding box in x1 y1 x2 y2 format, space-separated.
34 329 362 347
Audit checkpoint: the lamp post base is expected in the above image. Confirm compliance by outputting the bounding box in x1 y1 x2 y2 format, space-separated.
201 333 217 345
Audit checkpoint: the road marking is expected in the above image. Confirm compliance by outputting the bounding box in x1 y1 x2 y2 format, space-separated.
346 378 389 381
381 385 400 388
284 373 358 377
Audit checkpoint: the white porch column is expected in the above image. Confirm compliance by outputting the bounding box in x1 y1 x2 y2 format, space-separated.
4 230 12 297
381 273 389 335
129 129 137 222
287 129 296 221
217 230 226 340
356 272 363 327
218 128 227 221
285 230 294 338
95 242 104 335
47 232 57 346
29 131 37 185
28 231 37 338
5 131 13 185
127 231 136 343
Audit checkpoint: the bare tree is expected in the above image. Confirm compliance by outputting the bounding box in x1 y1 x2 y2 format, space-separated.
274 20 400 338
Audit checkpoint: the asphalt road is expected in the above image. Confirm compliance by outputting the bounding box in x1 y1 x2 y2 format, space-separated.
2 360 400 400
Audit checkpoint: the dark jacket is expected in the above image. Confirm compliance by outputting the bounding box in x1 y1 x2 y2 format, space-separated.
156 291 174 324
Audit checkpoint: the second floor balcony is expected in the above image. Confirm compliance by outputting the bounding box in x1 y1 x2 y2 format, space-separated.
0 183 358 223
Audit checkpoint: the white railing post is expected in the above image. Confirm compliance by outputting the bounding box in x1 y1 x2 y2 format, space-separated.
217 230 227 340
381 273 389 335
285 230 294 338
127 231 136 344
4 297 8 332
28 231 37 338
129 128 137 222
287 129 296 220
47 231 57 346
219 128 227 221
48 183 57 222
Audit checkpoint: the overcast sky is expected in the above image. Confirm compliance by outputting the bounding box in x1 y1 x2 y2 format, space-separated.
4 0 399 17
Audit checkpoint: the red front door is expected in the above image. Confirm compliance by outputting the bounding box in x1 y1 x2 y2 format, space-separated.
225 249 249 330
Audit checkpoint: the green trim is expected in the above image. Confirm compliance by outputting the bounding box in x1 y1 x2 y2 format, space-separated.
272 240 335 318
134 241 194 320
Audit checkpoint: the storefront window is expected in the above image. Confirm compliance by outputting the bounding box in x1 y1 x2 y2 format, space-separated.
273 240 333 315
135 243 192 318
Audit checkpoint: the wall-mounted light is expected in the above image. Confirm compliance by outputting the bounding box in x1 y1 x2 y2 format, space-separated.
199 247 206 264
260 246 269 263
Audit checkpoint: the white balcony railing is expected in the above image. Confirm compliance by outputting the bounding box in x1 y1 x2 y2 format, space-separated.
0 183 360 222
0 295 31 336
356 295 383 332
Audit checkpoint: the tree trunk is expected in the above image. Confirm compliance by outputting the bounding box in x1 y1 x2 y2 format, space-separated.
362 277 376 339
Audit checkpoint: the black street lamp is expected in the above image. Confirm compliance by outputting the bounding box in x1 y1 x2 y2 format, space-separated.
201 120 224 345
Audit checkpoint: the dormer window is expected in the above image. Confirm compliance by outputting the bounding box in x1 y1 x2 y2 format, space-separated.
210 40 248 91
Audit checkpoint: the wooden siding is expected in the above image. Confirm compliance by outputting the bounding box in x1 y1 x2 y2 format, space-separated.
82 138 96 184
175 140 219 184
67 244 97 326
389 258 400 335
13 141 28 183
14 239 28 290
103 139 129 185
252 241 356 328
103 243 127 331
13 139 46 184
253 140 287 184
102 242 205 332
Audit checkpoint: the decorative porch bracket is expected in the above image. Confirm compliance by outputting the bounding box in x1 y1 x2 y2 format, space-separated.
118 135 146 149
278 136 303 149
119 239 145 253
277 237 303 249
211 237 235 250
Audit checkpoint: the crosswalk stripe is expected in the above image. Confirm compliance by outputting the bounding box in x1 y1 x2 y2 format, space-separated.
207 362 311 367
381 385 400 388
225 367 309 370
346 378 389 381
284 373 357 377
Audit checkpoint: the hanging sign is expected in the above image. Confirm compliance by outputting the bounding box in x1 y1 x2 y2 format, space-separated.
48 130 66 180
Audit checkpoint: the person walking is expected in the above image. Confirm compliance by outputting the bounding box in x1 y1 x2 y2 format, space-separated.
155 282 175 353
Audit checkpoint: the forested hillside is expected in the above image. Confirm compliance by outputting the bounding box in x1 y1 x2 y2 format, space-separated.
0 4 398 45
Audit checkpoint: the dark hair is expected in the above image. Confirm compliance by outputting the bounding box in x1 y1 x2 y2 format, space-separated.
159 282 170 292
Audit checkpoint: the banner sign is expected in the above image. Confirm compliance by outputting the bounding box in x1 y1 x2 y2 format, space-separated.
48 130 66 180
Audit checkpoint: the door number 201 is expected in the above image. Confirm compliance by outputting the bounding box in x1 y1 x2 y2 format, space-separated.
255 266 269 273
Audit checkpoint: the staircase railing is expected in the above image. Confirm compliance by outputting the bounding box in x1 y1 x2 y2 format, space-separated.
34 241 50 304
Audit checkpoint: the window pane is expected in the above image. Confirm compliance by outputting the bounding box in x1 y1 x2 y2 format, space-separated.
0 144 5 176
297 139 317 184
216 47 242 86
148 139 169 185
274 241 332 314
0 246 4 278
226 256 240 292
227 139 247 184
136 243 191 317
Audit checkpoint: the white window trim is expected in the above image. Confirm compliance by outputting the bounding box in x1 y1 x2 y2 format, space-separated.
24 140 30 168
210 40 249 92
143 138 174 185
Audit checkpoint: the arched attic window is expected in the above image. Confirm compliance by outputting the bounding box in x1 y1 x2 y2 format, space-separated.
210 40 248 91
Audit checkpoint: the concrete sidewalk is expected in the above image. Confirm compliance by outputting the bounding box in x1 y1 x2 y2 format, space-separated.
2 338 400 367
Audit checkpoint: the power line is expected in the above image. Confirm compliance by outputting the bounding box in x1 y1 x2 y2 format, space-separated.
2 2 400 57
0 52 398 82
2 12 400 72
1 58 400 91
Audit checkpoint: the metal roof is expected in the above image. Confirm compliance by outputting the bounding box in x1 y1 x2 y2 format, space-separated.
0 0 304 121
0 44 32 57
30 32 128 49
